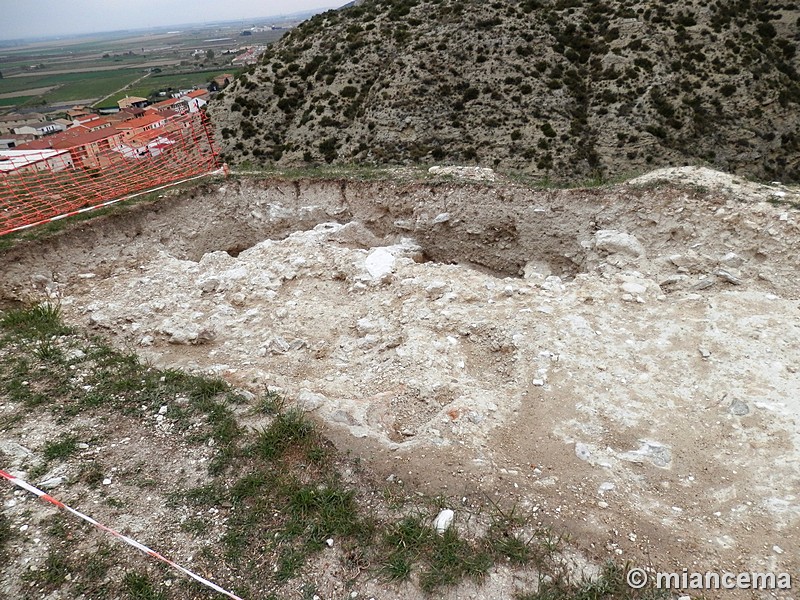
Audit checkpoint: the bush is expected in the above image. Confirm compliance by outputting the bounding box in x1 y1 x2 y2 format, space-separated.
240 120 256 139
463 88 480 102
541 122 557 138
319 138 337 163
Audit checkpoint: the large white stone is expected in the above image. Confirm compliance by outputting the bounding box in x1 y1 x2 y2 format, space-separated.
364 248 396 280
594 230 646 258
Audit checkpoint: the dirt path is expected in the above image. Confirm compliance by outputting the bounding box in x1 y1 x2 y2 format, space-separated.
92 72 151 107
1 167 799 596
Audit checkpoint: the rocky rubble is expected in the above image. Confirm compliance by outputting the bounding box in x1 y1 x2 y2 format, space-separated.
2 167 800 581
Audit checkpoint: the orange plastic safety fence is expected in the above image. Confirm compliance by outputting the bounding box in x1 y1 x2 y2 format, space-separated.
0 111 221 236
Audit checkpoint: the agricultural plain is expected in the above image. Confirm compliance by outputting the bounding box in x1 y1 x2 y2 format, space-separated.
0 23 286 110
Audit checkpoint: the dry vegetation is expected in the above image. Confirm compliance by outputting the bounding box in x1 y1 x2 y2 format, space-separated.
209 0 800 183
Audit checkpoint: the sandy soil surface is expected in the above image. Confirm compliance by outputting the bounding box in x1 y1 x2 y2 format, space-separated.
1 167 799 597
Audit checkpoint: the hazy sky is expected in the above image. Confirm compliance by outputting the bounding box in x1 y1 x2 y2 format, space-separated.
0 0 339 41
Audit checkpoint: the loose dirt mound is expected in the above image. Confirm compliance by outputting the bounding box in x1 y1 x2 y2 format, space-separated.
2 168 800 593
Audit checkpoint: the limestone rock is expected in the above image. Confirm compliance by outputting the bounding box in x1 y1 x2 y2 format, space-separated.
297 389 327 412
594 230 646 259
428 166 496 182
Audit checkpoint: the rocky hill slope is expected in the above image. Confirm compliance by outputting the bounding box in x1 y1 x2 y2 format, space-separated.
209 0 800 182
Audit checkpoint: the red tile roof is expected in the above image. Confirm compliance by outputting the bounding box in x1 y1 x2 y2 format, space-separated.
16 127 121 151
151 97 180 109
187 89 209 98
76 117 112 130
116 114 165 130
122 107 146 117
126 129 174 146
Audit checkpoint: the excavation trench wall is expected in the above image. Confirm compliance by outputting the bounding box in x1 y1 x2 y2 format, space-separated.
1 176 799 300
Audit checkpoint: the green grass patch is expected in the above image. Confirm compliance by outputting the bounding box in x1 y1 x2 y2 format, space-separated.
0 96 35 107
0 68 141 101
0 304 242 473
253 409 316 460
0 512 13 560
122 572 168 600
0 303 72 339
42 435 79 461
23 550 70 589
74 544 114 595
380 514 493 591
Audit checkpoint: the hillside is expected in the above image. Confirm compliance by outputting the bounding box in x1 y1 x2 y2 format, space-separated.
208 0 800 182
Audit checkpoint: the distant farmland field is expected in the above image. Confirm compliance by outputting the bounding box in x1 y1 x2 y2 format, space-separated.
0 24 286 110
0 69 140 103
0 96 34 107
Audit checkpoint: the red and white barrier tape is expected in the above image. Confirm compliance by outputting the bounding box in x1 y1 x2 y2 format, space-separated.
0 469 243 600
1 167 228 237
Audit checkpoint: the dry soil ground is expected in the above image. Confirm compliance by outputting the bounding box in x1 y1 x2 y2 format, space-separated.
1 167 800 599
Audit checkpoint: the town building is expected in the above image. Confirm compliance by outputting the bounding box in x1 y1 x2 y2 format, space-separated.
12 122 66 138
232 46 266 66
65 106 92 119
117 96 149 110
115 113 167 139
0 149 74 174
15 126 124 169
71 116 113 131
186 88 210 102
210 74 234 90
150 97 189 115
0 134 35 150
115 128 176 159
0 113 45 134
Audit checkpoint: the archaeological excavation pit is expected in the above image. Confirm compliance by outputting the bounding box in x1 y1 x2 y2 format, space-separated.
1 167 800 582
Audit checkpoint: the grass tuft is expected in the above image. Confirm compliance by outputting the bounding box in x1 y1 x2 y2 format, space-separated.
42 435 79 461
1 303 72 339
516 561 669 600
122 572 169 600
23 550 70 588
419 527 492 592
0 512 13 560
255 409 317 459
